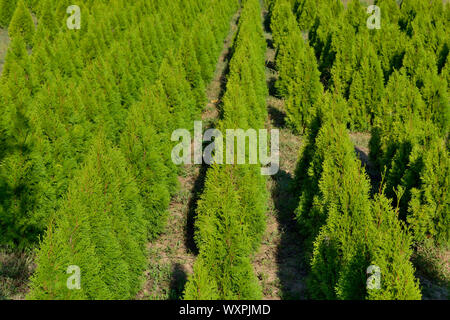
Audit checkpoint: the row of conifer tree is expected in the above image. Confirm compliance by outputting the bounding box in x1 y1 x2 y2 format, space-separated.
183 0 269 300
268 0 448 299
0 0 239 299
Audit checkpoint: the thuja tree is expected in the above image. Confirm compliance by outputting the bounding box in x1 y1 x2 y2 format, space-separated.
374 0 401 25
28 137 147 300
371 22 407 83
294 0 316 31
184 165 262 300
0 35 53 248
272 0 322 133
0 0 17 27
185 0 267 300
370 70 426 170
119 86 176 240
0 0 238 248
348 39 384 131
295 118 356 257
366 194 422 300
407 136 449 248
344 0 367 34
371 117 435 218
34 0 58 40
442 55 450 87
270 0 297 49
8 0 34 46
329 17 358 99
401 29 449 133
305 120 421 300
307 0 344 88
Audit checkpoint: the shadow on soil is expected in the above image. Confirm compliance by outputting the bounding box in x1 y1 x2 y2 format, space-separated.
168 263 188 300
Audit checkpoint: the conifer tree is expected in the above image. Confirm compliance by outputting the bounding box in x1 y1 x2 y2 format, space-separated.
295 0 316 31
180 34 206 111
307 0 344 88
344 0 366 34
185 0 267 300
372 22 406 82
442 55 450 88
272 0 323 133
374 0 401 25
184 165 263 300
8 0 34 46
295 119 358 255
329 18 357 98
28 136 147 299
270 0 296 49
348 42 384 131
36 0 57 38
0 0 17 28
366 194 422 300
301 119 421 300
408 136 449 248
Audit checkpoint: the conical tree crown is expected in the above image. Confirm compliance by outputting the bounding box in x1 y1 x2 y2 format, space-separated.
8 0 34 46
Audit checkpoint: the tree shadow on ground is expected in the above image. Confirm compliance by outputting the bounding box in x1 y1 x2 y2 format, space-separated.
184 163 209 255
354 146 381 196
271 166 308 299
168 263 188 300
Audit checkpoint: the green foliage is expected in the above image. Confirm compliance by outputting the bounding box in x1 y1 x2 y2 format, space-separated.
27 137 147 300
269 0 446 301
8 0 34 46
184 0 268 300
0 0 238 249
294 0 316 31
295 118 357 255
348 42 384 131
371 22 406 82
370 107 449 250
296 118 421 300
374 0 401 25
0 0 17 28
329 18 358 98
271 0 323 133
366 194 422 300
408 137 449 248
308 0 344 88
184 166 263 300
2 0 240 299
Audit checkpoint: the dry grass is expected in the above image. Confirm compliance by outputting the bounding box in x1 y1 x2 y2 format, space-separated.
0 247 35 300
413 242 449 300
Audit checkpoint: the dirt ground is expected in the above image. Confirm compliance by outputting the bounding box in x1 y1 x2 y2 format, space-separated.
0 28 10 74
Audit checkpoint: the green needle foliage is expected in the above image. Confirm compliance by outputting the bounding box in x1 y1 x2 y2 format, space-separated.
1 0 240 298
0 0 18 27
408 136 449 248
184 0 268 300
28 136 147 300
271 0 323 133
296 117 421 300
8 0 34 46
0 0 238 249
294 0 316 31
